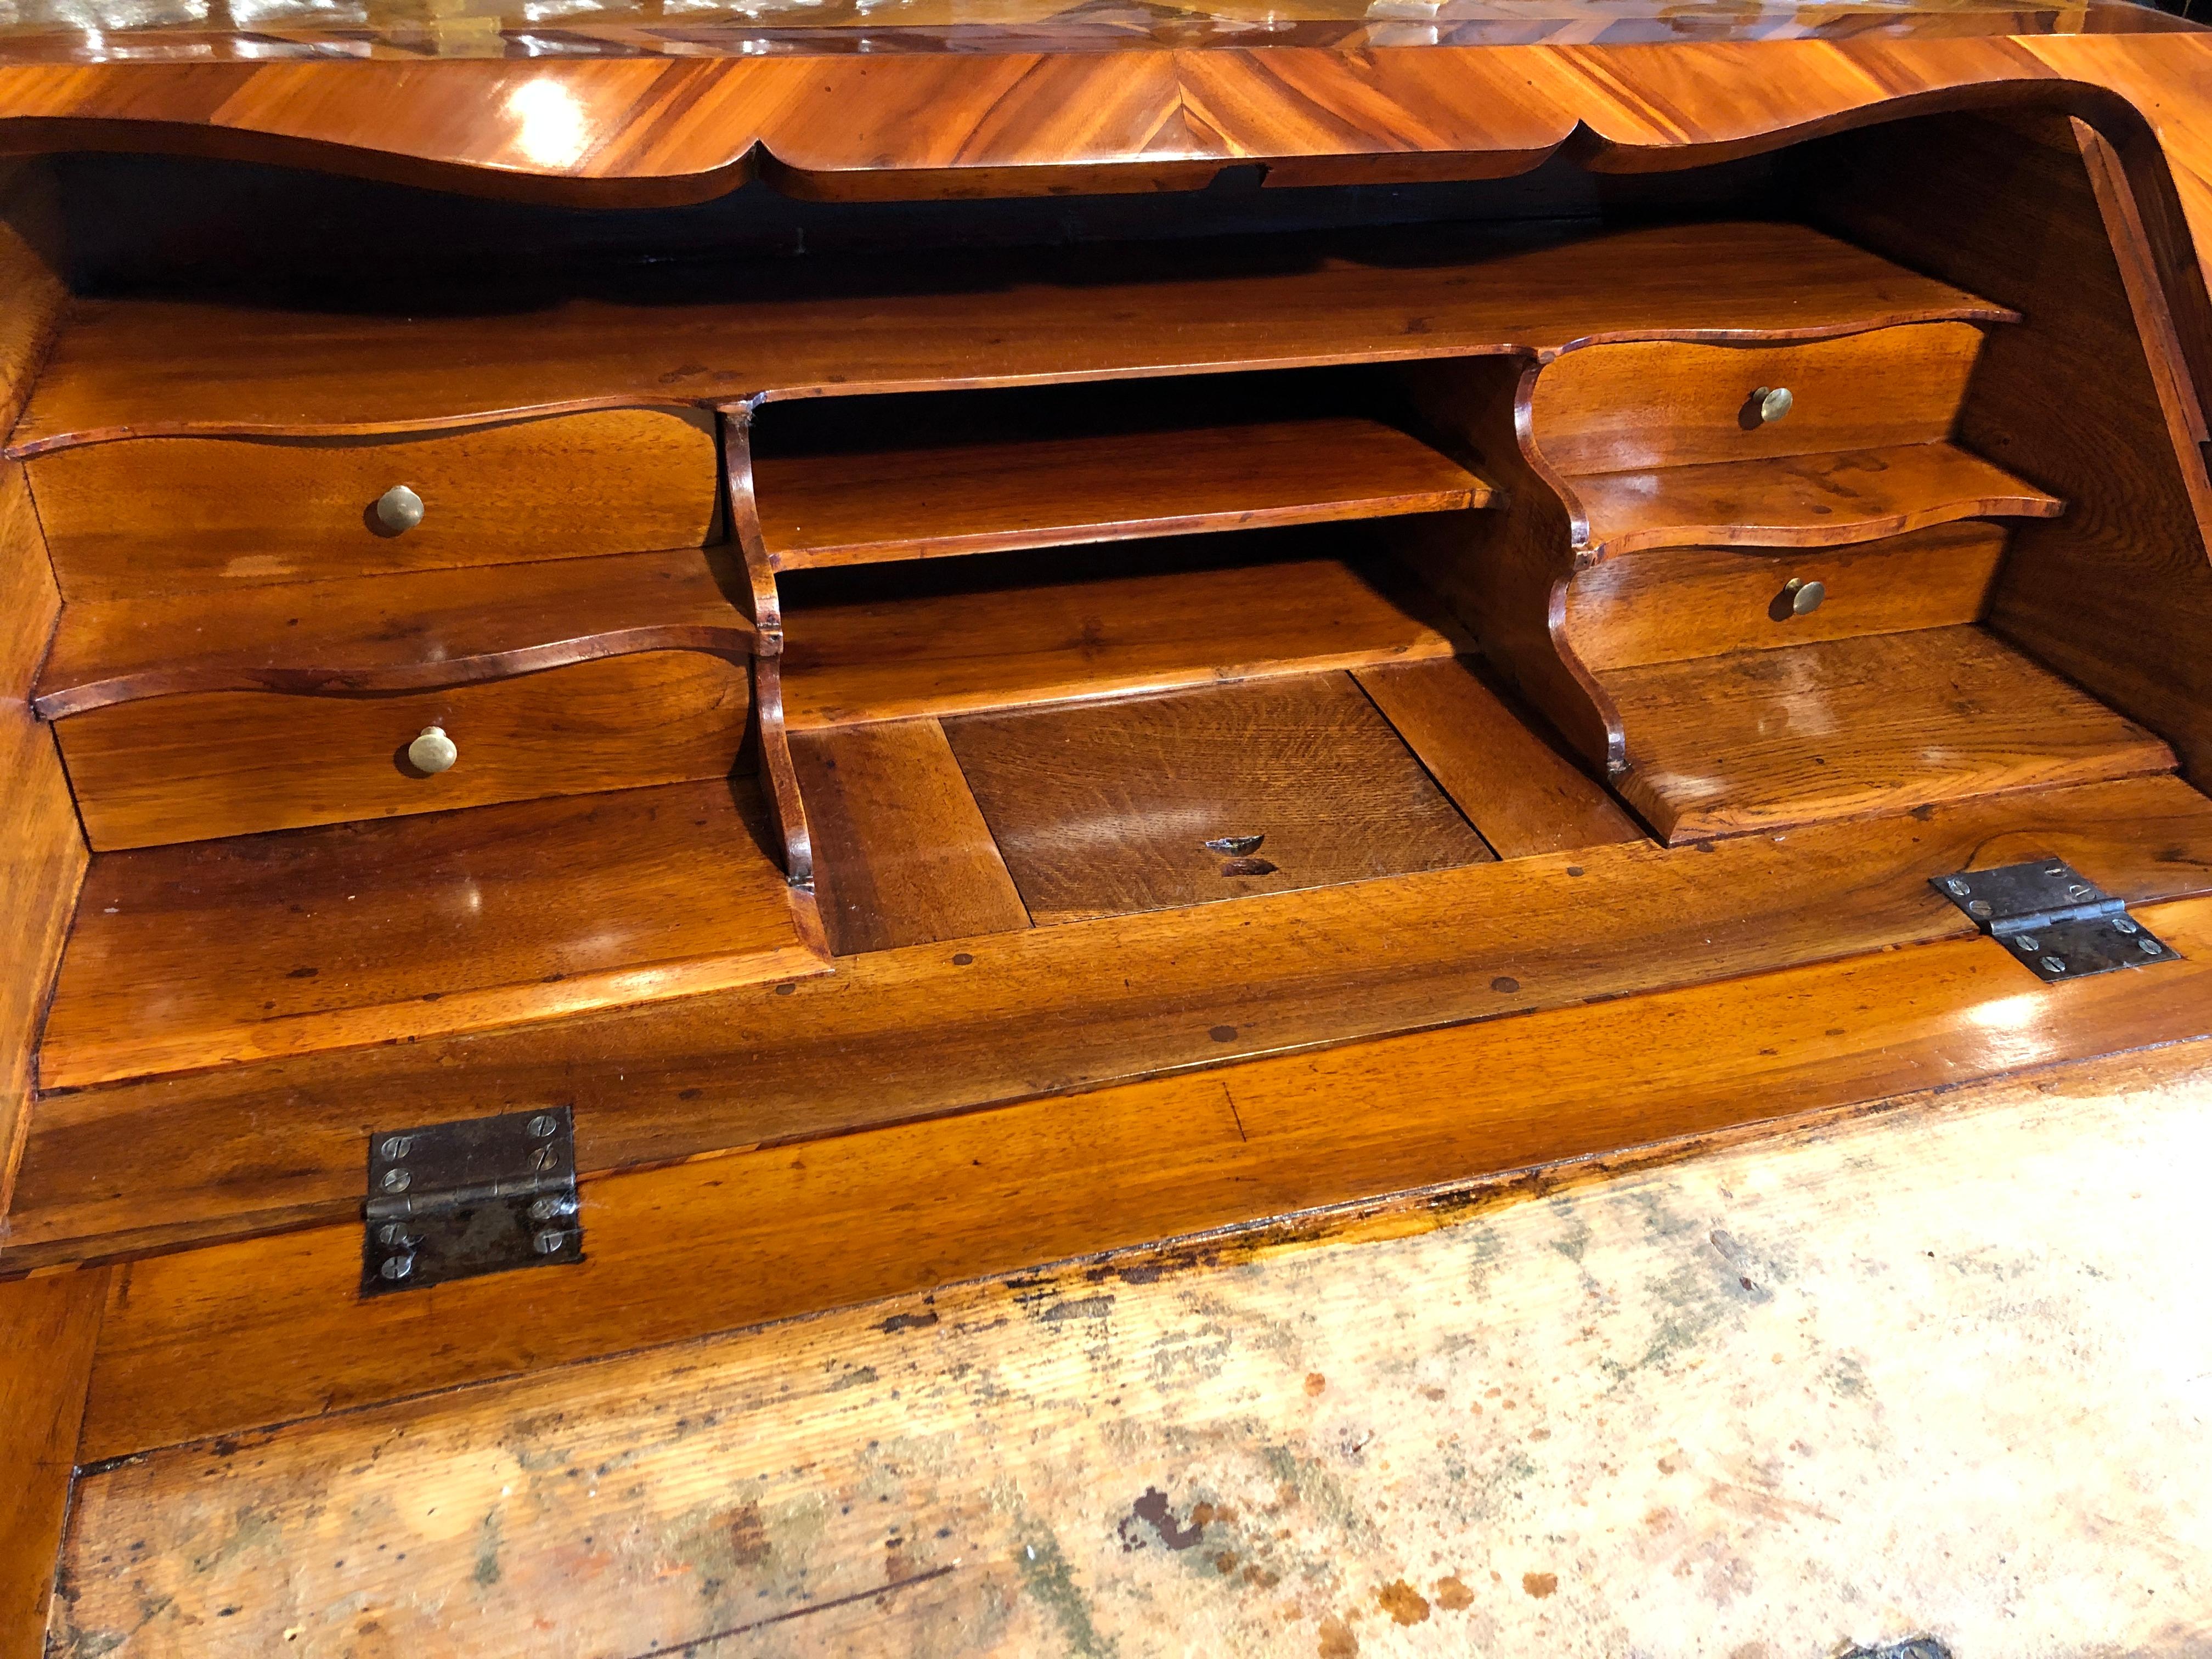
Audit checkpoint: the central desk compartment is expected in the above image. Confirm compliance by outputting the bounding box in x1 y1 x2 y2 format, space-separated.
10 107 2210 1277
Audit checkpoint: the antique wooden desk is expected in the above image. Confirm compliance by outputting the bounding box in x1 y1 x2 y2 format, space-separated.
3 1 2212 1650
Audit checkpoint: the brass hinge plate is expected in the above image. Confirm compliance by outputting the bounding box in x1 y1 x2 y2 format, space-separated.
361 1105 583 1297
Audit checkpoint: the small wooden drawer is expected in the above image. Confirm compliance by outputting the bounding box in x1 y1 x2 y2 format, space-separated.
1562 522 2008 673
1529 323 1986 474
25 408 720 601
56 650 754 850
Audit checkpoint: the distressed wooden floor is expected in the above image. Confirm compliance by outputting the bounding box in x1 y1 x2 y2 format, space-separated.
54 1044 2212 1658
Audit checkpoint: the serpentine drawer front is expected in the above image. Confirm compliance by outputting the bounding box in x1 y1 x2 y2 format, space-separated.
54 650 756 850
20 407 721 599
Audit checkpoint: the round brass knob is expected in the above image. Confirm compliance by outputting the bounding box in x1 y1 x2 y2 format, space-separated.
1753 386 1793 425
408 724 458 774
375 484 425 534
1783 577 1826 616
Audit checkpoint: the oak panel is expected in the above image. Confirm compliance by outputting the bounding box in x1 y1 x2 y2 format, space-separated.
72 893 2212 1460
754 416 1489 569
11 775 2211 1269
38 780 828 1093
57 649 755 850
781 552 1463 732
1353 657 1645 857
10 223 2007 450
1561 521 2007 673
946 675 1493 924
1573 441 2062 557
24 409 721 601
0 1269 105 1659
1531 323 1987 474
34 546 756 719
790 718 1030 956
1607 626 2176 842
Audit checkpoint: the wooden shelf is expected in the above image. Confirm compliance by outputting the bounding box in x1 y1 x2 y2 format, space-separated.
10 223 2011 450
780 548 1465 731
1570 442 2062 557
38 780 828 1092
754 417 1489 570
33 546 755 718
1604 627 2175 843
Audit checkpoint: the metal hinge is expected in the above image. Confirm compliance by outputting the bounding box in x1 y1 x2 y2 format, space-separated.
1932 858 2177 983
362 1105 583 1297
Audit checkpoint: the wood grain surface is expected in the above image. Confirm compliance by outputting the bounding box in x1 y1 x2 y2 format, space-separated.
7 223 2005 449
56 1043 2212 1657
65 893 2212 1464
755 416 1489 569
1352 657 1645 858
780 550 1463 731
0 1269 104 1659
945 675 1494 924
38 780 828 1093
33 546 757 718
58 649 755 849
1815 109 2212 793
1530 322 1988 475
10 774 2210 1271
1571 441 2062 558
1607 625 2177 843
791 718 1031 956
24 409 720 599
1561 521 2006 673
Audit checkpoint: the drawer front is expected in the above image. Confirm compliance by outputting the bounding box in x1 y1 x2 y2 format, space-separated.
1531 323 1985 475
59 650 753 850
1561 522 2006 674
28 408 720 601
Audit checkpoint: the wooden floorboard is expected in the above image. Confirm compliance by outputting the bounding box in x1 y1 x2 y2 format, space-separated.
72 891 2212 1460
10 775 2212 1272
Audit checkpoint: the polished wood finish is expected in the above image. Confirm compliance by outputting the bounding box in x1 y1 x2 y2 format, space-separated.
0 163 80 1218
7 224 2006 450
1570 442 2061 558
1561 522 2006 673
57 648 755 850
1529 324 1986 475
33 546 755 719
720 409 815 887
946 675 1493 925
754 416 1489 569
38 780 827 1092
69 890 2212 1460
1352 657 1645 858
0 1269 105 1657
24 409 720 601
10 775 2209 1270
790 718 1030 955
780 549 1464 732
1811 109 2212 792
1607 627 2176 843
1395 356 1625 773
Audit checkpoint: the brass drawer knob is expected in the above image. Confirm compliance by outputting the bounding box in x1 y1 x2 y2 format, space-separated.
1752 385 1793 425
375 484 426 534
1783 577 1826 616
408 724 458 774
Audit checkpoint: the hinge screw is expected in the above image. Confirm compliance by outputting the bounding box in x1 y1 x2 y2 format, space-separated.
1967 900 1993 919
2141 939 2165 956
380 1167 412 1194
379 1254 414 1281
2015 935 2039 952
528 1114 559 1138
2115 917 2141 935
1944 878 1972 898
533 1230 569 1255
376 1222 420 1248
380 1135 411 1160
528 1194 579 1222
2042 956 2067 974
527 1146 560 1173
